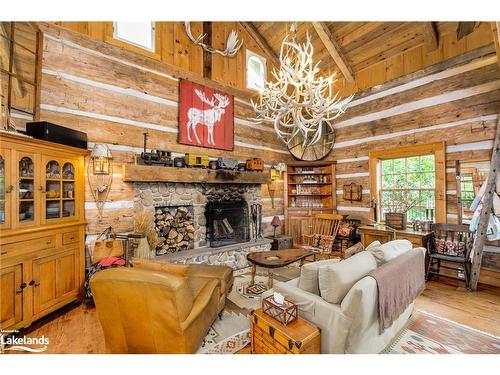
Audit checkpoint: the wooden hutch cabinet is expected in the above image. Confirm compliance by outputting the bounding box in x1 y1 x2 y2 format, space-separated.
284 161 337 245
0 132 87 331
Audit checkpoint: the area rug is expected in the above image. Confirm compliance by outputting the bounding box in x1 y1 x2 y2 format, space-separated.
384 310 500 354
197 311 250 354
227 274 269 311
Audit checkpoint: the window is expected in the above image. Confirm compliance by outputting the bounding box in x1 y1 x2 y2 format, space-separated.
113 22 155 52
369 142 446 224
379 155 435 223
460 173 475 210
246 50 266 92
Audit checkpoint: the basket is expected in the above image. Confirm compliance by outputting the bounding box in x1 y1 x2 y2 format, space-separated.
262 295 298 325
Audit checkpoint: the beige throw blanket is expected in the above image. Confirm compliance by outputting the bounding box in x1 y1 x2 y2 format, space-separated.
368 250 426 333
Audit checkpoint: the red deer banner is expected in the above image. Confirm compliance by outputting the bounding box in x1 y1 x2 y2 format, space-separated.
178 79 234 151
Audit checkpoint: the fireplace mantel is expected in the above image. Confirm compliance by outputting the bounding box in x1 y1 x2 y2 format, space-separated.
123 164 271 184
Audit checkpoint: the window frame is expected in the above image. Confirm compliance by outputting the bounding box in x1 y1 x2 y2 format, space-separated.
369 142 446 224
246 49 266 92
112 21 156 53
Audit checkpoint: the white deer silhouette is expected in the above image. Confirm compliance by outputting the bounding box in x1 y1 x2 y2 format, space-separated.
186 89 230 145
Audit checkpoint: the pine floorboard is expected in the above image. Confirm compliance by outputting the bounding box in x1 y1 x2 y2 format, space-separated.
9 276 500 354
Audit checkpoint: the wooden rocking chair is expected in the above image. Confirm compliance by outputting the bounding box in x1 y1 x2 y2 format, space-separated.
300 213 343 259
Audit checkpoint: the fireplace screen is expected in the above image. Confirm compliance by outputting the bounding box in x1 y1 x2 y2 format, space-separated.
205 201 249 247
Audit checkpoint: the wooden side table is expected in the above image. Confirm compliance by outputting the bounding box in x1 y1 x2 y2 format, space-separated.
250 308 321 354
359 225 432 248
266 235 293 250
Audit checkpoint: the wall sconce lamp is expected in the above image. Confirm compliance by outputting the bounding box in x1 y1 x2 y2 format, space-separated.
91 144 112 175
268 163 286 209
88 144 113 222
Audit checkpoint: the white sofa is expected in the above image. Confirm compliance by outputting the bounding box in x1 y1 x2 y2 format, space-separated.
262 241 427 354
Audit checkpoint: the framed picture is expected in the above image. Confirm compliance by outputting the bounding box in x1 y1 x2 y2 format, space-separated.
178 79 234 151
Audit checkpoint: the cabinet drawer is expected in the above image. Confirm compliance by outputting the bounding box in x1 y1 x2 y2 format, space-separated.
62 231 79 245
1 235 57 256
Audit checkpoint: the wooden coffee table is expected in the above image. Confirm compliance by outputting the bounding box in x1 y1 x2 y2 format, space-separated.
246 248 315 288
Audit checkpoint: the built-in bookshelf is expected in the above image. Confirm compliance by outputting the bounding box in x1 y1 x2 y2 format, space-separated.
283 161 337 245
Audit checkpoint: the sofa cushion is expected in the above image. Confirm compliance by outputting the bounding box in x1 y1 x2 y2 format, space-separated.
318 251 377 304
298 258 341 295
369 239 413 265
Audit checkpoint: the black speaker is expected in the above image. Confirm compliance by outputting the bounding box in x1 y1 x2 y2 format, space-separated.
26 121 87 149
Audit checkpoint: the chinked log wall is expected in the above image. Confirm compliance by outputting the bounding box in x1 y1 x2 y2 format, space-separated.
36 23 292 235
329 44 500 225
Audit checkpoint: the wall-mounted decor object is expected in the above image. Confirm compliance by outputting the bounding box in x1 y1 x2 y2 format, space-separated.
178 79 234 151
252 24 353 161
0 22 43 133
184 22 242 57
87 144 113 222
343 182 363 202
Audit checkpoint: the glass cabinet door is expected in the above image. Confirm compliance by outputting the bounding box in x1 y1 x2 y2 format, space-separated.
42 158 77 222
18 155 35 224
0 149 13 230
45 160 61 220
62 162 76 218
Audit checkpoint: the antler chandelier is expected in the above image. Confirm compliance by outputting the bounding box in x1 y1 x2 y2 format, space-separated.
252 27 353 151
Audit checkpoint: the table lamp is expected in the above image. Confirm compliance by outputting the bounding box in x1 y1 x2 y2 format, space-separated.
271 215 281 238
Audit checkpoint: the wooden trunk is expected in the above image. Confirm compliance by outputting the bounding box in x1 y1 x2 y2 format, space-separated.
251 308 321 354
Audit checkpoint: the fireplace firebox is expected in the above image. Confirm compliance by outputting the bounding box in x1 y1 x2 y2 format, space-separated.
205 200 249 247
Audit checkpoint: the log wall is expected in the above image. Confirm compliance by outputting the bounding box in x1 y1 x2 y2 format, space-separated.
327 45 500 227
36 23 291 235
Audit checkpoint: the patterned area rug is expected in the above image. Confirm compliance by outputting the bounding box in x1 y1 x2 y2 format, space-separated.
385 310 500 354
227 274 269 311
197 311 250 354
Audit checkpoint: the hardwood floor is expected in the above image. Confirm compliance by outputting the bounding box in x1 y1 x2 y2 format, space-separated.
9 278 500 354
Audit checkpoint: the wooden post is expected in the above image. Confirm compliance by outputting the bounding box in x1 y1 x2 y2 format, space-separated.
469 114 500 291
202 22 212 79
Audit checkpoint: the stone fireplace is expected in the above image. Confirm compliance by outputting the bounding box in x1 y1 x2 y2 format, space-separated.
134 182 270 269
205 198 249 248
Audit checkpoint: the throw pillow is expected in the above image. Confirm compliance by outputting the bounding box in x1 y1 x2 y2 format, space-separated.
434 238 466 257
298 258 341 295
369 239 413 266
337 223 353 238
343 241 365 259
318 251 377 304
365 240 381 251
317 235 335 253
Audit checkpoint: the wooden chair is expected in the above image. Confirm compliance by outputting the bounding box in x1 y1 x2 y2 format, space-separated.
300 213 343 259
426 224 474 287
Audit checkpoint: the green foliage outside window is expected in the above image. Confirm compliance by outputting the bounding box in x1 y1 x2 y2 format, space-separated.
380 155 436 223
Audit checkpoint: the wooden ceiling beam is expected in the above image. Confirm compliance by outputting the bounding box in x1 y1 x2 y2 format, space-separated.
238 22 280 67
423 22 438 51
311 22 355 84
491 22 500 70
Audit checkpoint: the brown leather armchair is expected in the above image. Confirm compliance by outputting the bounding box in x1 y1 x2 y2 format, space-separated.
131 257 234 314
90 267 220 353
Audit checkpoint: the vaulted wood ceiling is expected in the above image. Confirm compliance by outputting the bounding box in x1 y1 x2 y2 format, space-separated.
249 21 493 85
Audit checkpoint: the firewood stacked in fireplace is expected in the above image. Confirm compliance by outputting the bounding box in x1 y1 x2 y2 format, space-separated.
154 206 195 255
